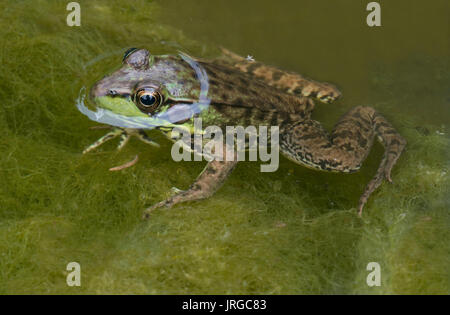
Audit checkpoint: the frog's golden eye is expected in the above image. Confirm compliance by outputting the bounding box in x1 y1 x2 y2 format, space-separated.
133 88 162 114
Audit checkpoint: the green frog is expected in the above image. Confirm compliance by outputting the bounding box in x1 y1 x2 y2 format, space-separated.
83 47 406 218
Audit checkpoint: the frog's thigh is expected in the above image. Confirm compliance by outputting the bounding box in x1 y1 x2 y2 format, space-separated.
280 106 406 214
143 160 238 218
280 119 366 173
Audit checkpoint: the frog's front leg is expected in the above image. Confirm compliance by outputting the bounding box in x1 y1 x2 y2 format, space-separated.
83 127 158 154
143 160 238 219
219 48 341 103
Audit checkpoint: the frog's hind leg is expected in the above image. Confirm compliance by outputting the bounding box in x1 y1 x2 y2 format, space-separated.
218 48 341 103
280 106 406 215
143 159 238 219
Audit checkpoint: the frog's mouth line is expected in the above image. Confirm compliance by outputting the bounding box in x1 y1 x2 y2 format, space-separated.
76 52 211 129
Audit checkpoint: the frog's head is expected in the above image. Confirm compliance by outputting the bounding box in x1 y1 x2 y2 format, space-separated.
88 48 209 129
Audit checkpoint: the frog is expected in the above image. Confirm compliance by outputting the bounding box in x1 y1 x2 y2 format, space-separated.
84 47 406 219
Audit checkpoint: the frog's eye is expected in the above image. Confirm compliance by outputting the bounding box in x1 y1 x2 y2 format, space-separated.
133 88 162 114
122 48 138 62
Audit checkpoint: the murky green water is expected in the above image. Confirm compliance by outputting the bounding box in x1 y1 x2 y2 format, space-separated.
0 0 448 294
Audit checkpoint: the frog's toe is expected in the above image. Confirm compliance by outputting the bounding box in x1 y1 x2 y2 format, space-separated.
358 172 385 216
385 171 393 183
83 128 160 154
358 157 396 215
83 128 124 154
170 187 184 194
116 132 132 150
142 212 151 220
142 200 173 220
383 146 405 183
136 130 160 148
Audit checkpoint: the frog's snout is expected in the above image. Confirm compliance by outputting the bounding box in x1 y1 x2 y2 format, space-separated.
89 81 103 102
89 77 114 101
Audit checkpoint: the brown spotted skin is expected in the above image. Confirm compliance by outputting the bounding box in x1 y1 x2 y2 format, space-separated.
88 48 406 217
218 48 341 103
279 106 406 215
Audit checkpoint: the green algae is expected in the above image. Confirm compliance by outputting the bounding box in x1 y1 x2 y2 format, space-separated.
0 0 448 294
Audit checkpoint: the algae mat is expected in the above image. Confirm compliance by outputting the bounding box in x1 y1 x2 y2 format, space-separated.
0 0 448 294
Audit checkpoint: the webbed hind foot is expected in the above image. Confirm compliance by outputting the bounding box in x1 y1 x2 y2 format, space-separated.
357 111 407 215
